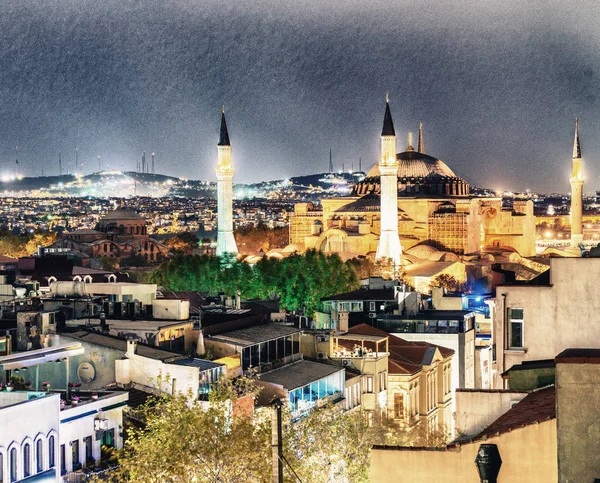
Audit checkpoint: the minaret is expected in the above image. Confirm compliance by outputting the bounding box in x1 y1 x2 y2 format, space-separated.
406 132 414 152
418 122 424 154
375 95 402 267
329 149 333 173
151 152 155 174
216 107 239 257
570 118 583 247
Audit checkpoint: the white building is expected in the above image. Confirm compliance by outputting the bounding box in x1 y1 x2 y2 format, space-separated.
0 345 128 482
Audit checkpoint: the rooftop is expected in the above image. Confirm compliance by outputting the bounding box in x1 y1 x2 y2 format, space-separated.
555 348 600 364
259 359 344 391
170 358 224 371
208 323 301 347
0 343 85 370
321 288 395 302
62 331 183 361
379 309 475 321
452 385 556 445
348 323 454 375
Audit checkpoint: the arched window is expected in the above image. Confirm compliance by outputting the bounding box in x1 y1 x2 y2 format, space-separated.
0 451 4 483
48 436 55 468
144 242 148 251
10 447 17 482
84 276 92 284
23 443 31 478
36 439 43 473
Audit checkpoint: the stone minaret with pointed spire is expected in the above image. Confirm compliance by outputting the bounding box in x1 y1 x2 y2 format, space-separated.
216 107 239 257
375 95 402 267
418 122 424 154
570 118 583 247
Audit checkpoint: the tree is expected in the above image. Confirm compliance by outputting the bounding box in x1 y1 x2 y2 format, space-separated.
0 229 58 258
151 250 360 316
164 232 199 255
95 376 271 483
284 404 374 483
429 273 464 293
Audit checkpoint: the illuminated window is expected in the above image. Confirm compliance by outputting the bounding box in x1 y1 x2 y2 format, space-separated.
393 393 404 419
509 309 524 349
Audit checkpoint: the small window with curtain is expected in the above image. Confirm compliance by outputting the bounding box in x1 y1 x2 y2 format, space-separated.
509 308 524 349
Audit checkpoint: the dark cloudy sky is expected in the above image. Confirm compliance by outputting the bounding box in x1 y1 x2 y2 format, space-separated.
0 0 599 192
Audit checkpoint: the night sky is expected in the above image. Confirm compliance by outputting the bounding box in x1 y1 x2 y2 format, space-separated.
1 0 599 192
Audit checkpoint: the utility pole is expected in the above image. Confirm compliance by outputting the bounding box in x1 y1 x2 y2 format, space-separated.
271 398 283 483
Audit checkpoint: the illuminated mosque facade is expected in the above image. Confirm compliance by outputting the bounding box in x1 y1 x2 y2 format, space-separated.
289 99 536 259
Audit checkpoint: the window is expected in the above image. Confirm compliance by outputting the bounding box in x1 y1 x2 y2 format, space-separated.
60 445 65 475
36 439 43 473
49 436 55 468
23 443 31 478
71 440 80 469
0 452 3 483
394 393 404 419
101 429 115 448
509 308 524 349
366 376 373 393
369 302 376 312
85 436 93 464
10 448 16 483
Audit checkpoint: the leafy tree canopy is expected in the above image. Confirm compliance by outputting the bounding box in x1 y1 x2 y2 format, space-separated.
151 250 360 315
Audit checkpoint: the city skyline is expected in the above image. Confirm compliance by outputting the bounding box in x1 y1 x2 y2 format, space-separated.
0 0 599 192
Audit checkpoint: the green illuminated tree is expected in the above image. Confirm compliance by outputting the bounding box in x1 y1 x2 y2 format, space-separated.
151 250 360 316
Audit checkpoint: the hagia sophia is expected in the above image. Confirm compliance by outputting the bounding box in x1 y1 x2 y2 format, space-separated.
288 99 536 261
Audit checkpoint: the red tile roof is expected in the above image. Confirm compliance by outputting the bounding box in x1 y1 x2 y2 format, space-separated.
450 386 556 446
347 323 454 375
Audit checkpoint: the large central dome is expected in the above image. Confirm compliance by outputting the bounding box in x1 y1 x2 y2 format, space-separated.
355 150 469 197
366 151 457 178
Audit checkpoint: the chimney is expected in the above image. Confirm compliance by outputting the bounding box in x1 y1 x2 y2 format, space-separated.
196 330 206 356
126 339 137 356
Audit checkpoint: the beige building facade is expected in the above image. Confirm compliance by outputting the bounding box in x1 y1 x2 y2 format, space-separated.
491 257 600 388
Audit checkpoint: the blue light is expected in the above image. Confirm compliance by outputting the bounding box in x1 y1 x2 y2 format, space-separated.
475 296 482 302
